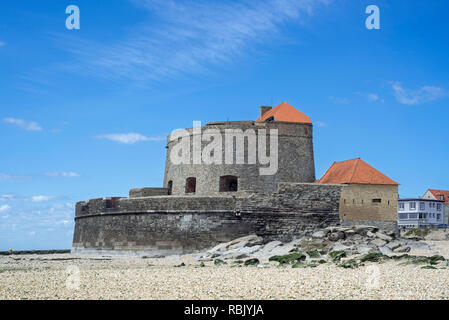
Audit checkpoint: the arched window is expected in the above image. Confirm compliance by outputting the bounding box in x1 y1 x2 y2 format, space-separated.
167 180 173 195
219 176 238 192
185 177 196 194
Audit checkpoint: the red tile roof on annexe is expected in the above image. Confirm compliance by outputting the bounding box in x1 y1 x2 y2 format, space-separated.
317 158 399 186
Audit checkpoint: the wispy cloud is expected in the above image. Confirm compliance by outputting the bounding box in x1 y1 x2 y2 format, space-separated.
3 117 42 131
390 82 447 105
59 0 330 83
316 121 327 127
354 91 384 103
95 133 165 144
0 173 30 182
30 195 56 203
0 41 6 47
0 205 10 213
44 171 80 178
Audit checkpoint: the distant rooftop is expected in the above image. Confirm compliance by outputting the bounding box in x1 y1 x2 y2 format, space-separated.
426 189 449 205
317 158 399 186
256 102 312 124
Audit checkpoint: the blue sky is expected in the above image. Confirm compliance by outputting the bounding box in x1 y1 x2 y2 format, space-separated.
1 0 448 250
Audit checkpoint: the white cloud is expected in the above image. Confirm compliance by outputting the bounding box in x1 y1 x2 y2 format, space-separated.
30 196 55 203
316 121 326 127
3 117 42 131
95 133 164 144
390 82 447 105
45 171 80 178
60 0 330 82
0 41 6 47
0 195 14 201
0 173 29 182
0 205 10 213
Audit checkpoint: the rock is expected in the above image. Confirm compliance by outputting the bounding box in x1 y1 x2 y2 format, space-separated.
269 253 306 265
244 258 260 266
261 241 283 252
207 234 263 254
312 230 329 239
344 230 356 237
228 240 249 250
264 243 297 257
386 241 402 251
352 234 363 241
376 232 393 242
332 244 353 253
328 232 344 242
366 231 376 238
353 225 378 235
370 239 387 247
356 246 374 255
328 250 347 262
379 246 393 255
394 246 411 253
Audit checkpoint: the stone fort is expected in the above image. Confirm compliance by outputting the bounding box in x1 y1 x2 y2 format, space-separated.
72 102 398 254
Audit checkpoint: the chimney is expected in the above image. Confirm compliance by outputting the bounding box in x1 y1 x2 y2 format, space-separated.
260 106 272 117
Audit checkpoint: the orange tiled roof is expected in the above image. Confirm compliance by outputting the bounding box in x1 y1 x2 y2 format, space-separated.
256 102 312 124
317 158 399 186
427 189 449 205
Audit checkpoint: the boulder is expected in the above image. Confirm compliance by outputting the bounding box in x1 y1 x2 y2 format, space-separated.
370 238 387 247
356 245 374 255
353 225 378 235
207 234 263 254
376 232 393 242
344 230 356 237
312 230 329 239
379 246 393 255
366 231 376 238
394 246 411 253
328 232 345 242
386 241 402 251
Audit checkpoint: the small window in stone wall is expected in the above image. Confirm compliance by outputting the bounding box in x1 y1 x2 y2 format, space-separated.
185 177 196 194
372 199 382 203
167 180 173 195
219 176 238 192
105 198 118 209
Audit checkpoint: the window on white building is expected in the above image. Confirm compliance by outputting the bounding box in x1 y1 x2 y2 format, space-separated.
437 203 442 211
437 214 441 221
420 202 425 210
398 203 404 210
410 202 416 210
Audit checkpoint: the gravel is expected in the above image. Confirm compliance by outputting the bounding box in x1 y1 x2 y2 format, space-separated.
1 253 448 300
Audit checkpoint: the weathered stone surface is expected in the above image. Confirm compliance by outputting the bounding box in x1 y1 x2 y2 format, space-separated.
386 241 402 251
379 246 393 255
394 246 411 253
73 183 343 254
356 246 374 254
370 238 387 247
376 232 393 242
312 230 329 239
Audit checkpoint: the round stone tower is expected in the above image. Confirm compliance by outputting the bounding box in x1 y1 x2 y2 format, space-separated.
163 102 315 196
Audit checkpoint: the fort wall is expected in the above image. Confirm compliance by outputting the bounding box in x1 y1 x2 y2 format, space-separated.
72 183 342 254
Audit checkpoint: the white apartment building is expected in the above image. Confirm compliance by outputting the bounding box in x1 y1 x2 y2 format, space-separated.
423 189 449 225
398 198 445 229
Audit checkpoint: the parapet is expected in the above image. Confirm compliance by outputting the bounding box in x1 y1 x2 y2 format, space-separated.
129 188 169 198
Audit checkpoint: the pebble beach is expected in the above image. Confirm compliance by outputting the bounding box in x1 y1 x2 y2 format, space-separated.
1 251 448 300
